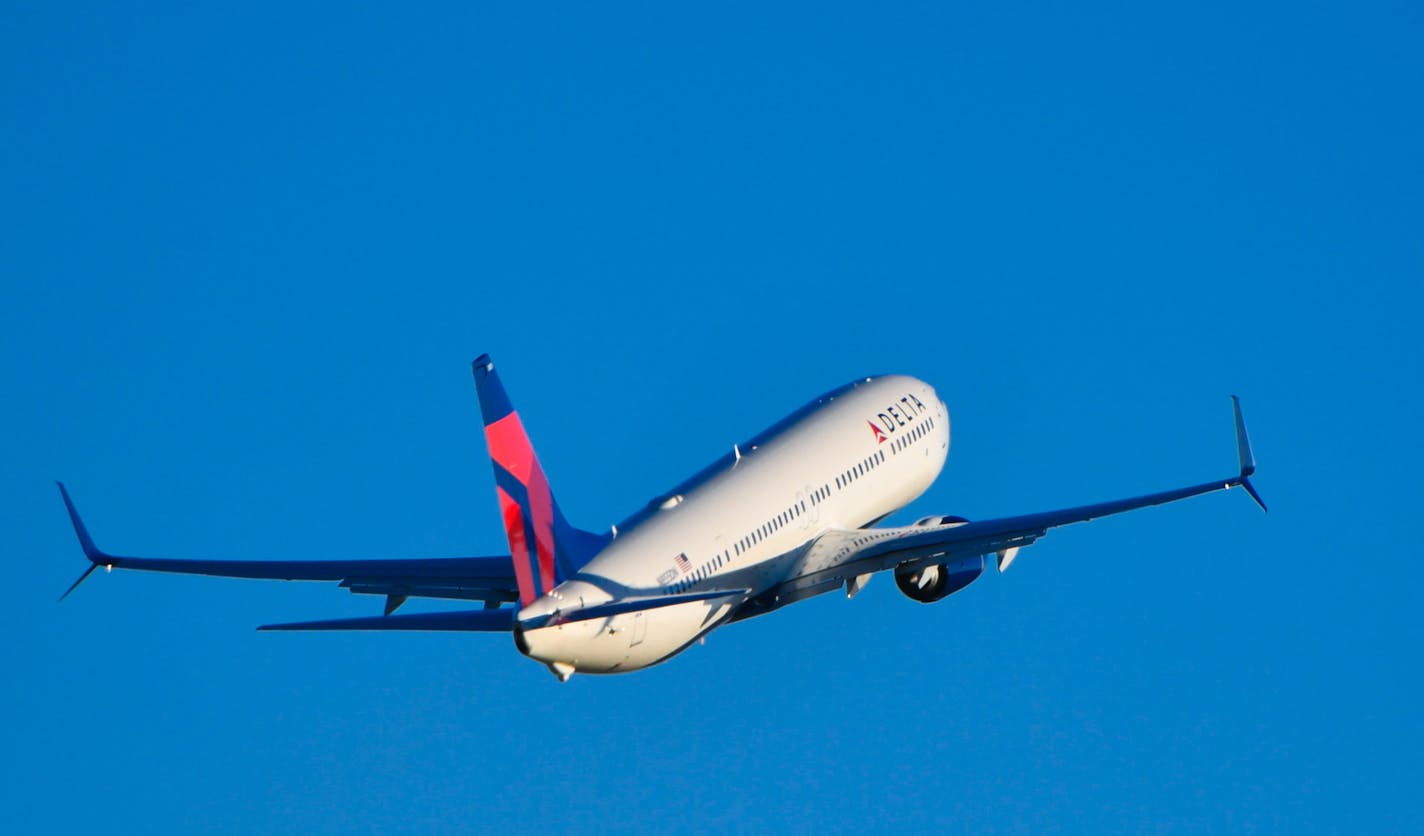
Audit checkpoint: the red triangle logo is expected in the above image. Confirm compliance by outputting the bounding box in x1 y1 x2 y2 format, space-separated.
868 421 887 443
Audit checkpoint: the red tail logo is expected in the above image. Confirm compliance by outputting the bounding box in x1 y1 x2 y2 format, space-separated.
868 421 887 443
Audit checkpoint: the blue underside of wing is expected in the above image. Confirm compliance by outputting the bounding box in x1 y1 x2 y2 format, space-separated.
258 608 516 632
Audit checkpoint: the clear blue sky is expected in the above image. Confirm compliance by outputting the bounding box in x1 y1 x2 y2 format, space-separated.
4 2 1420 832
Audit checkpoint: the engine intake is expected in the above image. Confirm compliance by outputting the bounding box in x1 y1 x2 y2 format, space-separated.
894 555 984 603
913 515 970 527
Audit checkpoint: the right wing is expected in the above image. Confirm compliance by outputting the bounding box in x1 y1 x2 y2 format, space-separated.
734 397 1266 619
56 483 519 611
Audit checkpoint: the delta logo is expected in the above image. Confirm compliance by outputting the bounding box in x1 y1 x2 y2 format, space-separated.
867 392 929 442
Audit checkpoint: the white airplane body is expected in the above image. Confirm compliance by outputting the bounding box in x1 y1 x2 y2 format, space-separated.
58 356 1265 680
517 374 948 674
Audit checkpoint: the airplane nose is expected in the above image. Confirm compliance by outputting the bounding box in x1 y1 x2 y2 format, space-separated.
512 621 531 656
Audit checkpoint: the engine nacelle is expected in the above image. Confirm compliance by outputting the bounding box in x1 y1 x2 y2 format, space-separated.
913 515 970 528
894 555 984 603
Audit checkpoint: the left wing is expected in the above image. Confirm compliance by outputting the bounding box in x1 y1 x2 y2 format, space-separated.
56 483 519 614
735 397 1266 619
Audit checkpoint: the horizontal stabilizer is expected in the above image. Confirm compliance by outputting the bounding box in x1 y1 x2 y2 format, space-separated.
259 608 515 632
520 588 749 629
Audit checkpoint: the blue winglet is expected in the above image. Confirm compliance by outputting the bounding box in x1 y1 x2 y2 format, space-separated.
56 482 110 600
57 482 104 563
1229 398 1267 513
1231 395 1256 478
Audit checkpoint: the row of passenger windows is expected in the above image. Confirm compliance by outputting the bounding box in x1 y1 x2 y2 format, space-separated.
835 449 885 490
668 420 938 592
734 497 808 556
890 416 937 453
673 553 724 591
670 494 811 593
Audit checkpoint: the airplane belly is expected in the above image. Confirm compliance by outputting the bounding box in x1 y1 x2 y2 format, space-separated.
514 599 735 674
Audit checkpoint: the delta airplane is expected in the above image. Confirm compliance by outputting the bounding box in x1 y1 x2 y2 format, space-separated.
58 355 1266 680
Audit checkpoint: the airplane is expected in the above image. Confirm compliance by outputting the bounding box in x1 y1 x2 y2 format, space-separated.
58 355 1266 681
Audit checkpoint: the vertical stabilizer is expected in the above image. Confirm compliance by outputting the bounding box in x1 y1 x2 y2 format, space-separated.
472 355 607 606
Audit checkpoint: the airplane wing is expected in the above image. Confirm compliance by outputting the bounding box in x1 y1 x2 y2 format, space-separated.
733 397 1266 620
56 483 519 613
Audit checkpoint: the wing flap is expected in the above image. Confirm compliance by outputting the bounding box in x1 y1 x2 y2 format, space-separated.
792 474 1240 588
259 608 515 632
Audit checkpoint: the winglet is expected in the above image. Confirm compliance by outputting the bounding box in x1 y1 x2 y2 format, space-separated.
56 482 113 600
1231 395 1255 478
1229 398 1267 513
57 482 102 562
1240 477 1268 514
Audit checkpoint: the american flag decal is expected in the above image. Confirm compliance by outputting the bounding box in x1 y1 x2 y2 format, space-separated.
674 552 691 574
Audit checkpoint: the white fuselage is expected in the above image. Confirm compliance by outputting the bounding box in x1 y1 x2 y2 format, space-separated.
514 375 951 673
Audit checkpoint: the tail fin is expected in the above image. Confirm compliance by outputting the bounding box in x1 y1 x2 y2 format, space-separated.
472 355 608 606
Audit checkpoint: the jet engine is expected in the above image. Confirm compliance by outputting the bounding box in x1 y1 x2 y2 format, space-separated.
913 515 970 527
894 555 984 603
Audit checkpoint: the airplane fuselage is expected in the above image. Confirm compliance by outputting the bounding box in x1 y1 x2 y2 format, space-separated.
514 375 950 673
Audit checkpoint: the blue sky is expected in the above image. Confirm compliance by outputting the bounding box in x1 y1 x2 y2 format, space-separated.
4 2 1420 831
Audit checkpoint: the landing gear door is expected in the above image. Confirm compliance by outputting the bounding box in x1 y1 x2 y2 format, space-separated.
629 611 647 648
